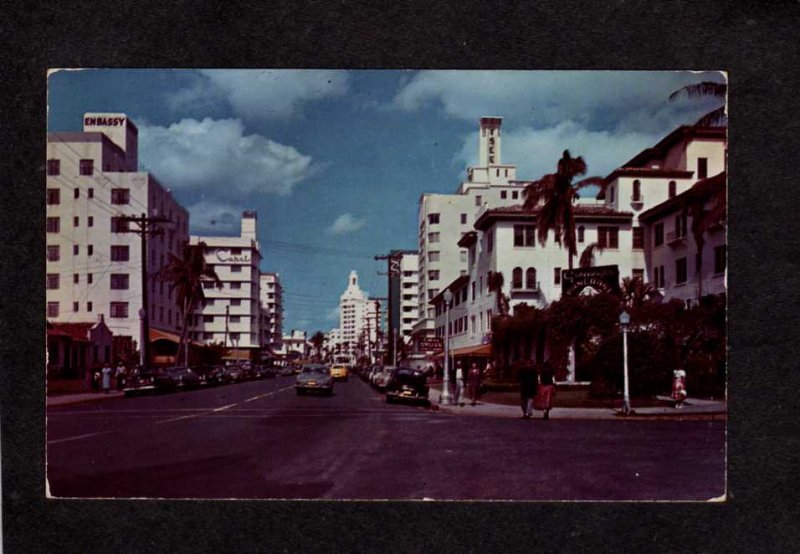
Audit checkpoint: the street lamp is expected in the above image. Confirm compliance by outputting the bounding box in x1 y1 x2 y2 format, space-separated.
441 289 454 405
619 310 631 415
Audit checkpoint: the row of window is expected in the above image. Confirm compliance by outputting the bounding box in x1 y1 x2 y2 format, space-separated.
46 244 130 261
652 246 726 287
46 187 130 205
47 301 129 318
47 159 96 177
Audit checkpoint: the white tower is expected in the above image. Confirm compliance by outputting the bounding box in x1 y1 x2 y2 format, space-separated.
478 116 503 167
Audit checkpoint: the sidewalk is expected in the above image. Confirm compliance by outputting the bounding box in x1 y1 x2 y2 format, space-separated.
47 391 125 407
428 386 727 420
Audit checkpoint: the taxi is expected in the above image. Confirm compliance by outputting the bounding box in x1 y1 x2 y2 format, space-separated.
329 364 349 381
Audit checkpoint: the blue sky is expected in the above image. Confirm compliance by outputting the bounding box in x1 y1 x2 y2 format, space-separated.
47 69 725 334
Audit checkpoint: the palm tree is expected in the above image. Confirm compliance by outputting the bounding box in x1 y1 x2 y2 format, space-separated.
621 276 660 308
523 150 605 270
685 173 727 299
578 242 604 268
669 80 727 127
310 331 325 359
159 241 222 366
487 271 508 316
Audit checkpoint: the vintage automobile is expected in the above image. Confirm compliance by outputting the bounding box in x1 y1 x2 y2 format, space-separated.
373 366 396 392
329 364 349 381
123 366 161 396
385 367 430 405
295 364 334 396
193 365 225 386
154 367 201 392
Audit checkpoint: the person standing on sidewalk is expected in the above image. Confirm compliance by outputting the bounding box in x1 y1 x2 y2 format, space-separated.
467 362 483 406
534 361 556 420
454 361 466 406
115 362 127 391
101 362 113 394
518 361 538 418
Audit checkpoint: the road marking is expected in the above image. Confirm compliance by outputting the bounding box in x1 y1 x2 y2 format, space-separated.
47 431 113 445
156 385 295 424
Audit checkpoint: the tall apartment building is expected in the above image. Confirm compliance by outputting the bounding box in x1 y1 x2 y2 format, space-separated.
46 113 189 359
412 116 532 351
335 270 379 358
189 211 262 360
259 272 284 352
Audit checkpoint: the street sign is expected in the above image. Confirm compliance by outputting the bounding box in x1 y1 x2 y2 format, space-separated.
418 337 443 352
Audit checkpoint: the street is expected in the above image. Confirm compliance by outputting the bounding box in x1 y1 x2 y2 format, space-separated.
47 375 725 500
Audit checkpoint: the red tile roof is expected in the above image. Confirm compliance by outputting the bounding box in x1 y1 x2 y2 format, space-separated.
47 322 94 342
474 204 633 230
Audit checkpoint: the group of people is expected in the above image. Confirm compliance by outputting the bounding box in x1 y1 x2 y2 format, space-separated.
430 361 491 407
518 361 556 420
92 362 128 393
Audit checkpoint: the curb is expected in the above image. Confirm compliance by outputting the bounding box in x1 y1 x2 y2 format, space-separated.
46 393 126 408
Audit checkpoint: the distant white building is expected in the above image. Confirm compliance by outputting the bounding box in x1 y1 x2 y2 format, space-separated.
46 113 189 361
259 273 284 352
189 211 262 360
333 270 379 360
283 329 309 359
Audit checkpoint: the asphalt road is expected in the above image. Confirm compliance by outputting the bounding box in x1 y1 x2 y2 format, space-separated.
47 375 726 500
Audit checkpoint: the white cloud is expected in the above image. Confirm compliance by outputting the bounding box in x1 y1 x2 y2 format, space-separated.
327 213 366 235
394 70 726 134
138 117 317 196
186 199 243 234
326 307 340 321
167 70 350 121
456 121 664 181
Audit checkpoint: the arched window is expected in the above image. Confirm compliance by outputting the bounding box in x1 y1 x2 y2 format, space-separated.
526 268 537 289
512 267 523 289
578 226 585 243
632 180 641 201
668 180 676 198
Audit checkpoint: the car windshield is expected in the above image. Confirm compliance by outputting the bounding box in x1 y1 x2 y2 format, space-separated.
302 365 325 374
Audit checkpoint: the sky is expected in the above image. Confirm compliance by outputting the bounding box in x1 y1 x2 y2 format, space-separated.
47 69 725 334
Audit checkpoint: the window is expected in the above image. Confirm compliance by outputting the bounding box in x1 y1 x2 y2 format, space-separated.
525 268 537 289
87 273 93 284
577 226 585 243
110 245 130 261
203 315 214 323
471 282 476 301
501 190 507 199
512 191 518 200
698 158 708 179
110 274 129 290
73 245 79 256
513 225 536 247
675 213 687 238
73 301 79 312
46 217 59 233
668 181 677 198
87 244 93 256
47 159 60 175
111 217 128 233
78 159 94 175
111 188 130 205
608 186 615 203
73 273 79 284
203 332 213 341
230 316 241 323
714 245 727 274
428 289 439 301
554 267 562 285
88 188 94 199
46 274 59 289
46 188 60 205
676 257 688 284
73 216 79 227
428 213 440 225
487 230 493 252
632 180 641 201
632 227 644 249
598 226 619 249
428 232 440 243
47 302 59 318
653 266 659 287
47 245 60 261
231 265 242 273
88 216 94 227
632 269 644 281
231 299 241 306
428 251 440 262
654 223 664 247
87 301 93 312
110 302 129 318
475 195 482 206
428 270 439 281
460 250 467 263
512 267 523 289
231 282 241 290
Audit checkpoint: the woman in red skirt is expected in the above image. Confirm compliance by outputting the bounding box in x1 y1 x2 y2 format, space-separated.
534 361 556 420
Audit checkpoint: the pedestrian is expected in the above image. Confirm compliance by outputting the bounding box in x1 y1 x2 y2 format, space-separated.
454 361 466 406
101 362 113 394
116 362 127 391
518 361 538 419
467 362 483 406
534 361 556 420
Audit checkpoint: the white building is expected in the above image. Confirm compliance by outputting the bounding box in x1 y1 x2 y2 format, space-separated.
259 273 284 352
283 329 309 359
398 252 419 342
189 211 262 360
333 270 379 359
46 113 189 360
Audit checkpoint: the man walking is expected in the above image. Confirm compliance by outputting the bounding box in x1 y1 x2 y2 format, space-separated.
518 361 538 419
467 362 483 406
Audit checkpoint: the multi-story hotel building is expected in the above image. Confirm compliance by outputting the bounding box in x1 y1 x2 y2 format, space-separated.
46 113 189 360
259 272 284 352
333 271 379 358
188 211 262 359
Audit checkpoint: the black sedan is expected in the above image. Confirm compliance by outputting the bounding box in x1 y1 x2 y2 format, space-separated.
123 366 161 396
385 367 430 405
154 367 201 392
295 364 334 396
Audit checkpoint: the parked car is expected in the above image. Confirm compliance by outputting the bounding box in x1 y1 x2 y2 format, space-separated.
123 366 161 396
329 364 349 381
279 367 294 376
373 366 396 392
385 367 430 405
194 365 225 386
154 367 201 392
295 364 334 396
223 367 244 382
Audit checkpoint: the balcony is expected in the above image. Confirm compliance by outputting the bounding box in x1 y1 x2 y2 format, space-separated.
510 282 541 298
630 193 644 209
666 230 687 247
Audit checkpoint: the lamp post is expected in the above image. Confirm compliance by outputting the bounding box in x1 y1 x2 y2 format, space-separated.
619 310 631 415
441 290 453 405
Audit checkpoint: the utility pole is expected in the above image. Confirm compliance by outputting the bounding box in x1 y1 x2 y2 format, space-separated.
120 213 170 368
224 305 230 350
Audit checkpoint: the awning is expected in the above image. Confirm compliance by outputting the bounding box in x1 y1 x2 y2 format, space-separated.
222 349 252 361
149 328 181 344
431 343 492 359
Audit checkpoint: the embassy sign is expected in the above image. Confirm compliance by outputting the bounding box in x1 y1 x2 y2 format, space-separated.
84 115 127 127
561 265 621 297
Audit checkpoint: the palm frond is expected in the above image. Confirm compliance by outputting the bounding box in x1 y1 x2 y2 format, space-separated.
578 242 604 268
669 81 727 101
694 105 727 127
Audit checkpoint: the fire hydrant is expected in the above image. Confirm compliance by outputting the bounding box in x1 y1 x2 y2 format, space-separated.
672 369 687 408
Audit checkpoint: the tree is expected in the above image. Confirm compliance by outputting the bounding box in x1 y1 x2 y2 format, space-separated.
685 173 727 298
669 80 727 127
523 150 605 270
621 276 660 308
310 331 325 358
159 241 221 366
578 242 604 268
487 271 509 316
